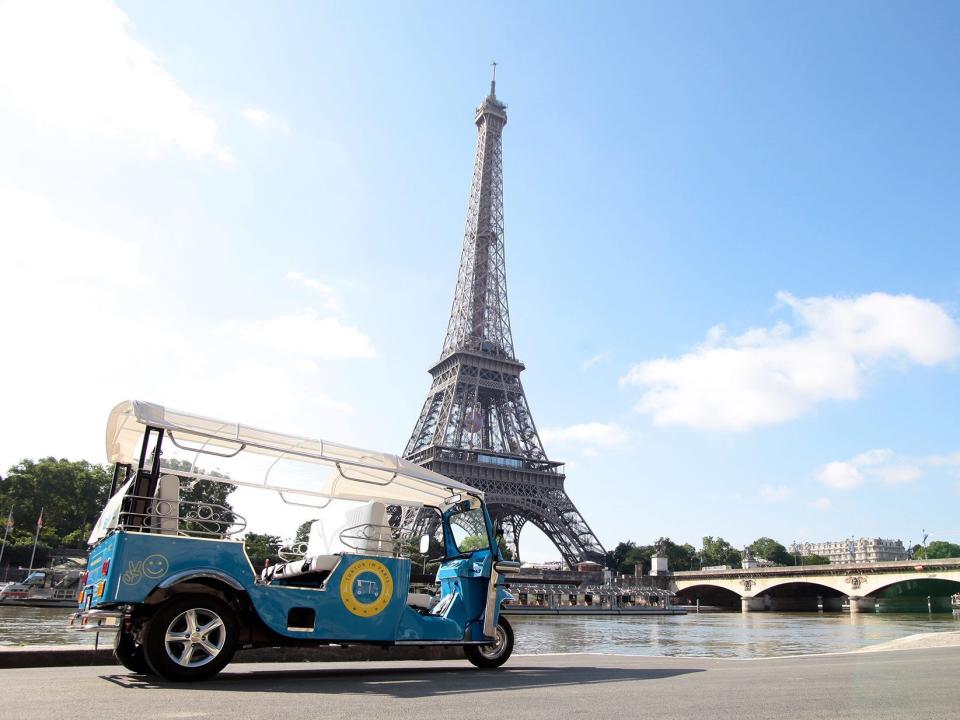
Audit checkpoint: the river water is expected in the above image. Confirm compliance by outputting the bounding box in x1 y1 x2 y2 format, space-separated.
2 606 958 657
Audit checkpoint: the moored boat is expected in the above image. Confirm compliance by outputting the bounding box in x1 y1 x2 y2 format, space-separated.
0 566 83 608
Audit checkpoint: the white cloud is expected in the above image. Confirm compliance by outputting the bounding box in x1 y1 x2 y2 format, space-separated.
927 453 960 468
0 185 150 289
242 106 290 133
540 423 628 448
583 351 610 370
817 461 865 490
621 292 960 431
218 309 375 360
286 271 339 311
809 496 833 511
759 484 793 502
872 465 922 485
817 448 924 491
851 448 895 467
0 0 231 162
0 188 364 474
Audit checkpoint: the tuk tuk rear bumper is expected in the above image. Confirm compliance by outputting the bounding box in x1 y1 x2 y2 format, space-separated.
68 609 123 633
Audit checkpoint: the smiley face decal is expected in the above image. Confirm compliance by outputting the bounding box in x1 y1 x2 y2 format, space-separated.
142 554 169 579
121 554 170 585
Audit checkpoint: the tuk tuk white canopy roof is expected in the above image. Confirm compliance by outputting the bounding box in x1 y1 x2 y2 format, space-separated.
106 400 482 507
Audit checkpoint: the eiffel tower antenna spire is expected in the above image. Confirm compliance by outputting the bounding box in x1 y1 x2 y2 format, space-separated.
404 70 606 567
490 61 497 96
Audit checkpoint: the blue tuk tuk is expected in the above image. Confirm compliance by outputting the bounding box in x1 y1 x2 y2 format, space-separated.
70 400 519 681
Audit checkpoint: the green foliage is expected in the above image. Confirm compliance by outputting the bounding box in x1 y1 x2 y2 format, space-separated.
243 533 283 570
607 541 637 572
496 536 514 560
915 541 960 559
295 519 318 546
655 537 697 572
605 537 697 575
0 527 52 567
701 536 742 568
748 537 792 565
159 459 236 509
800 554 831 565
458 534 490 552
0 458 112 545
622 544 653 575
159 459 237 534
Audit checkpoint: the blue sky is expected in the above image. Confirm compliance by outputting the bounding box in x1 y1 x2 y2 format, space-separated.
1 1 958 560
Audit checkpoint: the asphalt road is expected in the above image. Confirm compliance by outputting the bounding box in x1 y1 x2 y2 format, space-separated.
2 648 957 720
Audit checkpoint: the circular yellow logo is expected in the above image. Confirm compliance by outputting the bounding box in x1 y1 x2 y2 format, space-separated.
339 559 393 617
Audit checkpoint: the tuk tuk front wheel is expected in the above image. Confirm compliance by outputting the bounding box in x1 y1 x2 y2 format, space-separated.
113 626 150 674
465 615 514 669
142 594 238 682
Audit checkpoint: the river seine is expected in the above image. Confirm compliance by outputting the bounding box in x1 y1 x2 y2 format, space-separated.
1 606 958 656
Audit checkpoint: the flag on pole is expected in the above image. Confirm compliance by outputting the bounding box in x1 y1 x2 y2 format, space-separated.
4 509 11 531
36 509 43 530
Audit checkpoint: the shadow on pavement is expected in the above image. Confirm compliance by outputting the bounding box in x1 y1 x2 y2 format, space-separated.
100 663 706 697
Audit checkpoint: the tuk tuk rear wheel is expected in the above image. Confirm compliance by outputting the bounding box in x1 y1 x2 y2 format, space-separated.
113 627 150 675
142 594 238 682
465 615 514 669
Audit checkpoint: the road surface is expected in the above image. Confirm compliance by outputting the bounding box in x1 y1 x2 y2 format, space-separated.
1 647 957 719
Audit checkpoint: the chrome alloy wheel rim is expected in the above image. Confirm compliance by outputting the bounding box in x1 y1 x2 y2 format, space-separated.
478 625 507 660
163 608 226 668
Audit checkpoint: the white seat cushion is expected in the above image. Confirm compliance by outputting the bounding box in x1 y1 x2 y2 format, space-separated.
407 592 436 610
261 554 340 582
306 555 340 573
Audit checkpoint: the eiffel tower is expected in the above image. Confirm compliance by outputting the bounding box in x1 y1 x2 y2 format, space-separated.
404 69 606 567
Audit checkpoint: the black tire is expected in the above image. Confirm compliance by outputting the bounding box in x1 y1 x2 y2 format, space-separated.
142 594 238 682
113 626 151 675
465 615 514 669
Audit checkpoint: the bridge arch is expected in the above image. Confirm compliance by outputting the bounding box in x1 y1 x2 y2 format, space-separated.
752 581 848 611
863 577 960 612
674 583 742 610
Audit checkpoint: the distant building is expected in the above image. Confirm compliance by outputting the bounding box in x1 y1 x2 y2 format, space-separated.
791 538 908 564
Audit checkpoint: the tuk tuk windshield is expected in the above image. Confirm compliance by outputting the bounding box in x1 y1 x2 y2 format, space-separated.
88 478 133 545
447 502 491 555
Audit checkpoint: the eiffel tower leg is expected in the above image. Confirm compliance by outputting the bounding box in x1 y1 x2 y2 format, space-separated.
498 514 527 561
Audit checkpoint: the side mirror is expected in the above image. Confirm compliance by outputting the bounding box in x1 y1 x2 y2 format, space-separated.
419 534 430 555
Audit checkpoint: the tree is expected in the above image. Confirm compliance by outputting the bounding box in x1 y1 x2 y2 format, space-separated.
295 519 318 546
622 544 654 575
608 541 637 572
917 541 960 560
701 536 742 568
0 458 112 544
654 537 696 572
243 533 283 570
749 537 792 566
800 554 830 566
159 459 237 534
159 459 236 510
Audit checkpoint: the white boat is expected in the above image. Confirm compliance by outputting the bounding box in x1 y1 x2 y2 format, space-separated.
0 566 83 608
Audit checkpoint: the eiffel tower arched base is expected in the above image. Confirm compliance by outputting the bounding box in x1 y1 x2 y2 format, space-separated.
405 446 606 568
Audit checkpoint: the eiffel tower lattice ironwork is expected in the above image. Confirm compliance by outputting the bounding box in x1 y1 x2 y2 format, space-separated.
404 71 606 567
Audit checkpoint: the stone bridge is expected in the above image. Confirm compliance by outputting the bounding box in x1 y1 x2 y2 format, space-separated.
669 558 960 612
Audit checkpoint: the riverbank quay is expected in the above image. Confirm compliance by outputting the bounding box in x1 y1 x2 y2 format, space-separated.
0 647 957 720
504 606 684 616
0 643 463 669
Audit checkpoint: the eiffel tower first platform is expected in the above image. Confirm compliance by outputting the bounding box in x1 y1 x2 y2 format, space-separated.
404 72 606 567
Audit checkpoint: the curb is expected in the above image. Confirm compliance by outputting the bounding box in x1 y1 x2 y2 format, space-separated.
0 643 465 669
